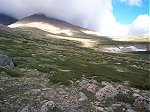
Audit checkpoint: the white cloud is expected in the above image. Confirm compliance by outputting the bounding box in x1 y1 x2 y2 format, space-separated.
128 14 150 35
0 0 149 37
0 0 107 31
119 0 143 6
103 14 150 36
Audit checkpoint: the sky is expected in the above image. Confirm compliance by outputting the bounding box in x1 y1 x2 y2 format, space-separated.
112 0 149 24
0 0 149 36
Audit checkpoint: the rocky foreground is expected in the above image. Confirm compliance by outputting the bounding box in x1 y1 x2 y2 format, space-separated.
0 54 149 112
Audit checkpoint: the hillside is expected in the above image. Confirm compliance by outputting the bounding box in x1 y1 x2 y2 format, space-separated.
9 14 105 39
0 14 18 25
0 22 150 112
8 14 149 52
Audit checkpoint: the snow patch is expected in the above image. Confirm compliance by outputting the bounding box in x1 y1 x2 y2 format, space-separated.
126 46 146 51
104 47 121 52
103 46 146 53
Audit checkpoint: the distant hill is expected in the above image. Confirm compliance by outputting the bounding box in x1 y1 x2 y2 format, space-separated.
9 14 107 40
0 14 18 25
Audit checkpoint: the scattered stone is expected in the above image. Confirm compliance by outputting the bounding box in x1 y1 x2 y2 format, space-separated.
104 107 113 112
112 103 122 107
20 106 29 112
67 109 78 112
87 84 98 93
126 109 135 112
41 101 55 112
145 98 150 111
93 106 106 112
0 54 14 67
101 81 110 86
95 85 118 101
131 88 140 93
115 85 124 92
123 81 130 86
20 106 37 112
75 80 80 84
133 97 150 110
30 89 41 94
79 79 90 88
78 92 88 102
93 101 101 106
89 79 98 84
132 93 141 98
41 88 52 91
59 69 71 72
133 97 144 108
1 76 150 112
124 103 132 110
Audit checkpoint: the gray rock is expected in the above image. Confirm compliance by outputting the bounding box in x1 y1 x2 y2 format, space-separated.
104 107 113 112
132 93 141 98
41 101 55 112
87 84 98 93
95 85 118 101
101 81 110 86
133 97 150 110
0 54 14 67
94 106 106 112
20 106 29 112
126 109 135 112
131 88 140 93
112 103 122 107
79 79 90 89
124 103 132 110
67 109 78 112
115 85 124 92
78 92 88 102
89 79 98 84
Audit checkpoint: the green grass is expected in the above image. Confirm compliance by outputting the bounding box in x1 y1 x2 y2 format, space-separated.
81 89 96 101
115 93 135 104
0 29 149 89
0 67 23 77
113 107 124 112
130 82 150 90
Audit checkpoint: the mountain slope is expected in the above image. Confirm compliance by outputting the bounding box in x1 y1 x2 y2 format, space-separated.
0 14 18 25
9 14 149 42
9 14 105 39
8 14 149 51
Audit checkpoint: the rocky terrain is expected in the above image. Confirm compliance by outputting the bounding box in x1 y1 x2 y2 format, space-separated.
0 69 150 112
0 15 150 112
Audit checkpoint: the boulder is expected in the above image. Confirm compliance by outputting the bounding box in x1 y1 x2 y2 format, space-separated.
79 79 90 89
41 101 55 112
95 85 118 101
132 93 141 98
133 97 150 110
0 54 14 67
89 79 98 84
115 85 124 92
87 84 98 93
